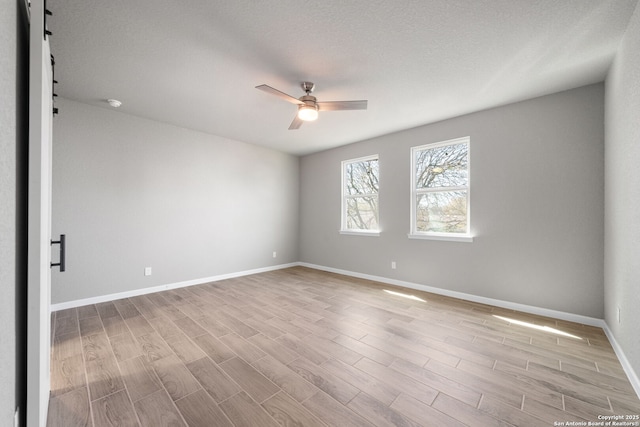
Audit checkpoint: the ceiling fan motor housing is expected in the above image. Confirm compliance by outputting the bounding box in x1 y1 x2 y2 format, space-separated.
299 94 318 107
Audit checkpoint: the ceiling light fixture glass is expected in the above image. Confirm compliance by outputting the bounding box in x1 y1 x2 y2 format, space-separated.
298 104 318 121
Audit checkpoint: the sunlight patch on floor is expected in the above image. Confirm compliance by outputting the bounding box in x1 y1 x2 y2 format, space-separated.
493 315 582 340
383 289 427 302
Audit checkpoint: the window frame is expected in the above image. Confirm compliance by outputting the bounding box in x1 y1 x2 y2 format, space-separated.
340 154 380 236
409 137 472 242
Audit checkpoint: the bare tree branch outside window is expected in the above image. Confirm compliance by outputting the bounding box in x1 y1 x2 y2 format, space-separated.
413 140 469 234
343 157 379 231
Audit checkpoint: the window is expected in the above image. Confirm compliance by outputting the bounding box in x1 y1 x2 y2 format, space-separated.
341 155 379 235
410 137 471 241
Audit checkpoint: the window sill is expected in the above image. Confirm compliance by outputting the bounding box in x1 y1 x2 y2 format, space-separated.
340 230 381 237
408 233 473 243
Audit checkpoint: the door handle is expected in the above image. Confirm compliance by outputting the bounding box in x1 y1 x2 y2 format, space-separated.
51 234 65 272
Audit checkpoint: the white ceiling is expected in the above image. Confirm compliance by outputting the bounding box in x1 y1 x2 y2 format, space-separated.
49 0 638 156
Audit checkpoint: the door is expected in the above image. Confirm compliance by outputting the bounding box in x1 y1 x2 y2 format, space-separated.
27 0 53 425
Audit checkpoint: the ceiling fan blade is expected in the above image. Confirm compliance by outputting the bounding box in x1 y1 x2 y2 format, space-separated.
256 84 303 105
288 115 304 130
317 100 368 111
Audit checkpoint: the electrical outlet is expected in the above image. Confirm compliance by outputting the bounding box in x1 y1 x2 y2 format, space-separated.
272 251 277 258
391 261 397 269
144 267 152 276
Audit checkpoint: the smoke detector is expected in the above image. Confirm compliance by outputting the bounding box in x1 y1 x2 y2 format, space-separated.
107 99 122 108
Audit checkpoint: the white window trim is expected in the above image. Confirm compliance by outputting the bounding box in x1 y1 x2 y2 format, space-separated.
340 154 380 235
407 233 473 242
409 137 473 242
340 230 381 237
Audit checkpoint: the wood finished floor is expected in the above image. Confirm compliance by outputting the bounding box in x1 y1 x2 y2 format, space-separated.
48 267 640 426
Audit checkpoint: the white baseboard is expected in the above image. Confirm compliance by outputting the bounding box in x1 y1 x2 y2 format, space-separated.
299 262 604 327
50 260 640 399
602 323 640 398
299 262 640 399
50 263 298 312
53 260 603 326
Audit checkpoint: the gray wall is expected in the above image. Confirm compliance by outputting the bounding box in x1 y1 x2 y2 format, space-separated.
605 2 640 380
300 84 605 318
52 98 299 304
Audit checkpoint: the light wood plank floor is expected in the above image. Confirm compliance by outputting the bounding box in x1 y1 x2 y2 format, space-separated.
48 266 640 426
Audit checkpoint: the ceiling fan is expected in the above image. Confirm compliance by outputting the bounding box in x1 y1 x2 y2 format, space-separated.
255 82 367 130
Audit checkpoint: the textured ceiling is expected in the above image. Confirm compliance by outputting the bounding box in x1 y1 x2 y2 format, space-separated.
48 0 638 155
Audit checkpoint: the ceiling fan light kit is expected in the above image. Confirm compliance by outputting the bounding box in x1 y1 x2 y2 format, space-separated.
298 104 318 121
256 81 367 130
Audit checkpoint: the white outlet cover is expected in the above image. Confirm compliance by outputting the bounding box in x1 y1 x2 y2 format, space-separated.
144 267 152 276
